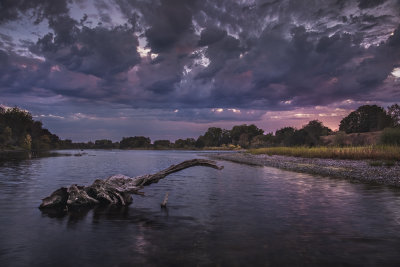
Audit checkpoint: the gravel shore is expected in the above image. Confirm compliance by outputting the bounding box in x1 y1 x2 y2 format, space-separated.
207 152 400 187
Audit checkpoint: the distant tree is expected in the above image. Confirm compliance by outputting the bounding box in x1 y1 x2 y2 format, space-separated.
0 126 12 146
174 138 196 148
41 128 61 149
60 139 73 149
113 142 120 149
154 140 171 149
301 120 332 146
387 103 400 127
120 136 151 149
174 139 184 148
339 111 359 133
195 135 205 148
186 138 196 147
220 129 232 145
94 139 114 149
250 133 274 148
21 134 32 150
0 106 71 150
87 141 95 149
339 105 393 133
230 124 264 145
30 121 43 140
1 107 33 144
275 127 296 146
291 129 309 146
203 127 223 147
238 133 250 148
40 135 52 150
303 120 331 136
174 139 186 148
0 107 6 137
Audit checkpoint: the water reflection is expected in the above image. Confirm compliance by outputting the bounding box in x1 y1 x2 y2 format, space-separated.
1 150 400 266
0 150 77 162
40 204 174 230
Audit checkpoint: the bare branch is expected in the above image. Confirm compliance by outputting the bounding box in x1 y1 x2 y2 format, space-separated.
39 159 223 210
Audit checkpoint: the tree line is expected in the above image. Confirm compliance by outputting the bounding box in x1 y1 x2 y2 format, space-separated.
1 103 399 151
0 107 68 151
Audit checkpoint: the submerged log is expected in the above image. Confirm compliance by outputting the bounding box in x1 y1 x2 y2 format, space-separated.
161 192 169 208
39 159 223 210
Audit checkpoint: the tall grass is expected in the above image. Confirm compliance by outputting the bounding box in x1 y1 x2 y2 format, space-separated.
248 146 400 161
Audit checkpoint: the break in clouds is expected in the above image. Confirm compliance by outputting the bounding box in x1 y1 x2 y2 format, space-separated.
0 0 400 140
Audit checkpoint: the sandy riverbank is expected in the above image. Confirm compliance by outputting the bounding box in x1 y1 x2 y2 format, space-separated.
207 152 400 187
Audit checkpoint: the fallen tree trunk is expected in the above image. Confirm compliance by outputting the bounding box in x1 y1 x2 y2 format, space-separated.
39 159 223 210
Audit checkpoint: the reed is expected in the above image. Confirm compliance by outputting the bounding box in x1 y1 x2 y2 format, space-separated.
248 146 400 161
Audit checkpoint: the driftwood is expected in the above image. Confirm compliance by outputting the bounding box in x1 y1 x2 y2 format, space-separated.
161 192 169 208
39 159 223 210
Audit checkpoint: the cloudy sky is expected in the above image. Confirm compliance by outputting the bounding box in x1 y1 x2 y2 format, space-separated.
1 0 400 142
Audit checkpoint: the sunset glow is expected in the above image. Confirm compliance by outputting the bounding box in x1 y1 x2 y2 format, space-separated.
1 0 399 141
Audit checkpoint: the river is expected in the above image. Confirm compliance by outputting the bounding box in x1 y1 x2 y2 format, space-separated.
0 150 400 266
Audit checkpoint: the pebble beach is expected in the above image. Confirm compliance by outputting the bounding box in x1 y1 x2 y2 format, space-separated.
207 152 400 187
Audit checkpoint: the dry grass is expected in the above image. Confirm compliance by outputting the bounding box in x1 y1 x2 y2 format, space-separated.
248 146 400 161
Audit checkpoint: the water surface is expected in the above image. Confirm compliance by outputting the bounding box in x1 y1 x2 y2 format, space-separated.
0 150 400 266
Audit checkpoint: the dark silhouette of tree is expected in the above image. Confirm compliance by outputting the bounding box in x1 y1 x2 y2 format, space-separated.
0 106 69 150
275 127 296 146
238 133 250 148
94 139 114 149
339 105 393 133
3 103 396 151
0 126 12 146
230 124 264 146
274 121 331 147
1 107 33 146
220 129 232 145
250 133 274 148
120 136 151 149
301 120 332 146
174 138 196 148
195 135 206 148
154 139 171 149
388 103 400 127
203 127 223 147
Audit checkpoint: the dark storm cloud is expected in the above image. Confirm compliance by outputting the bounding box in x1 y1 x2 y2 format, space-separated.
0 49 52 94
146 77 179 94
186 0 400 109
1 0 400 125
198 27 227 46
196 30 242 79
144 0 196 53
30 16 140 78
358 0 387 9
0 0 70 24
354 24 400 87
